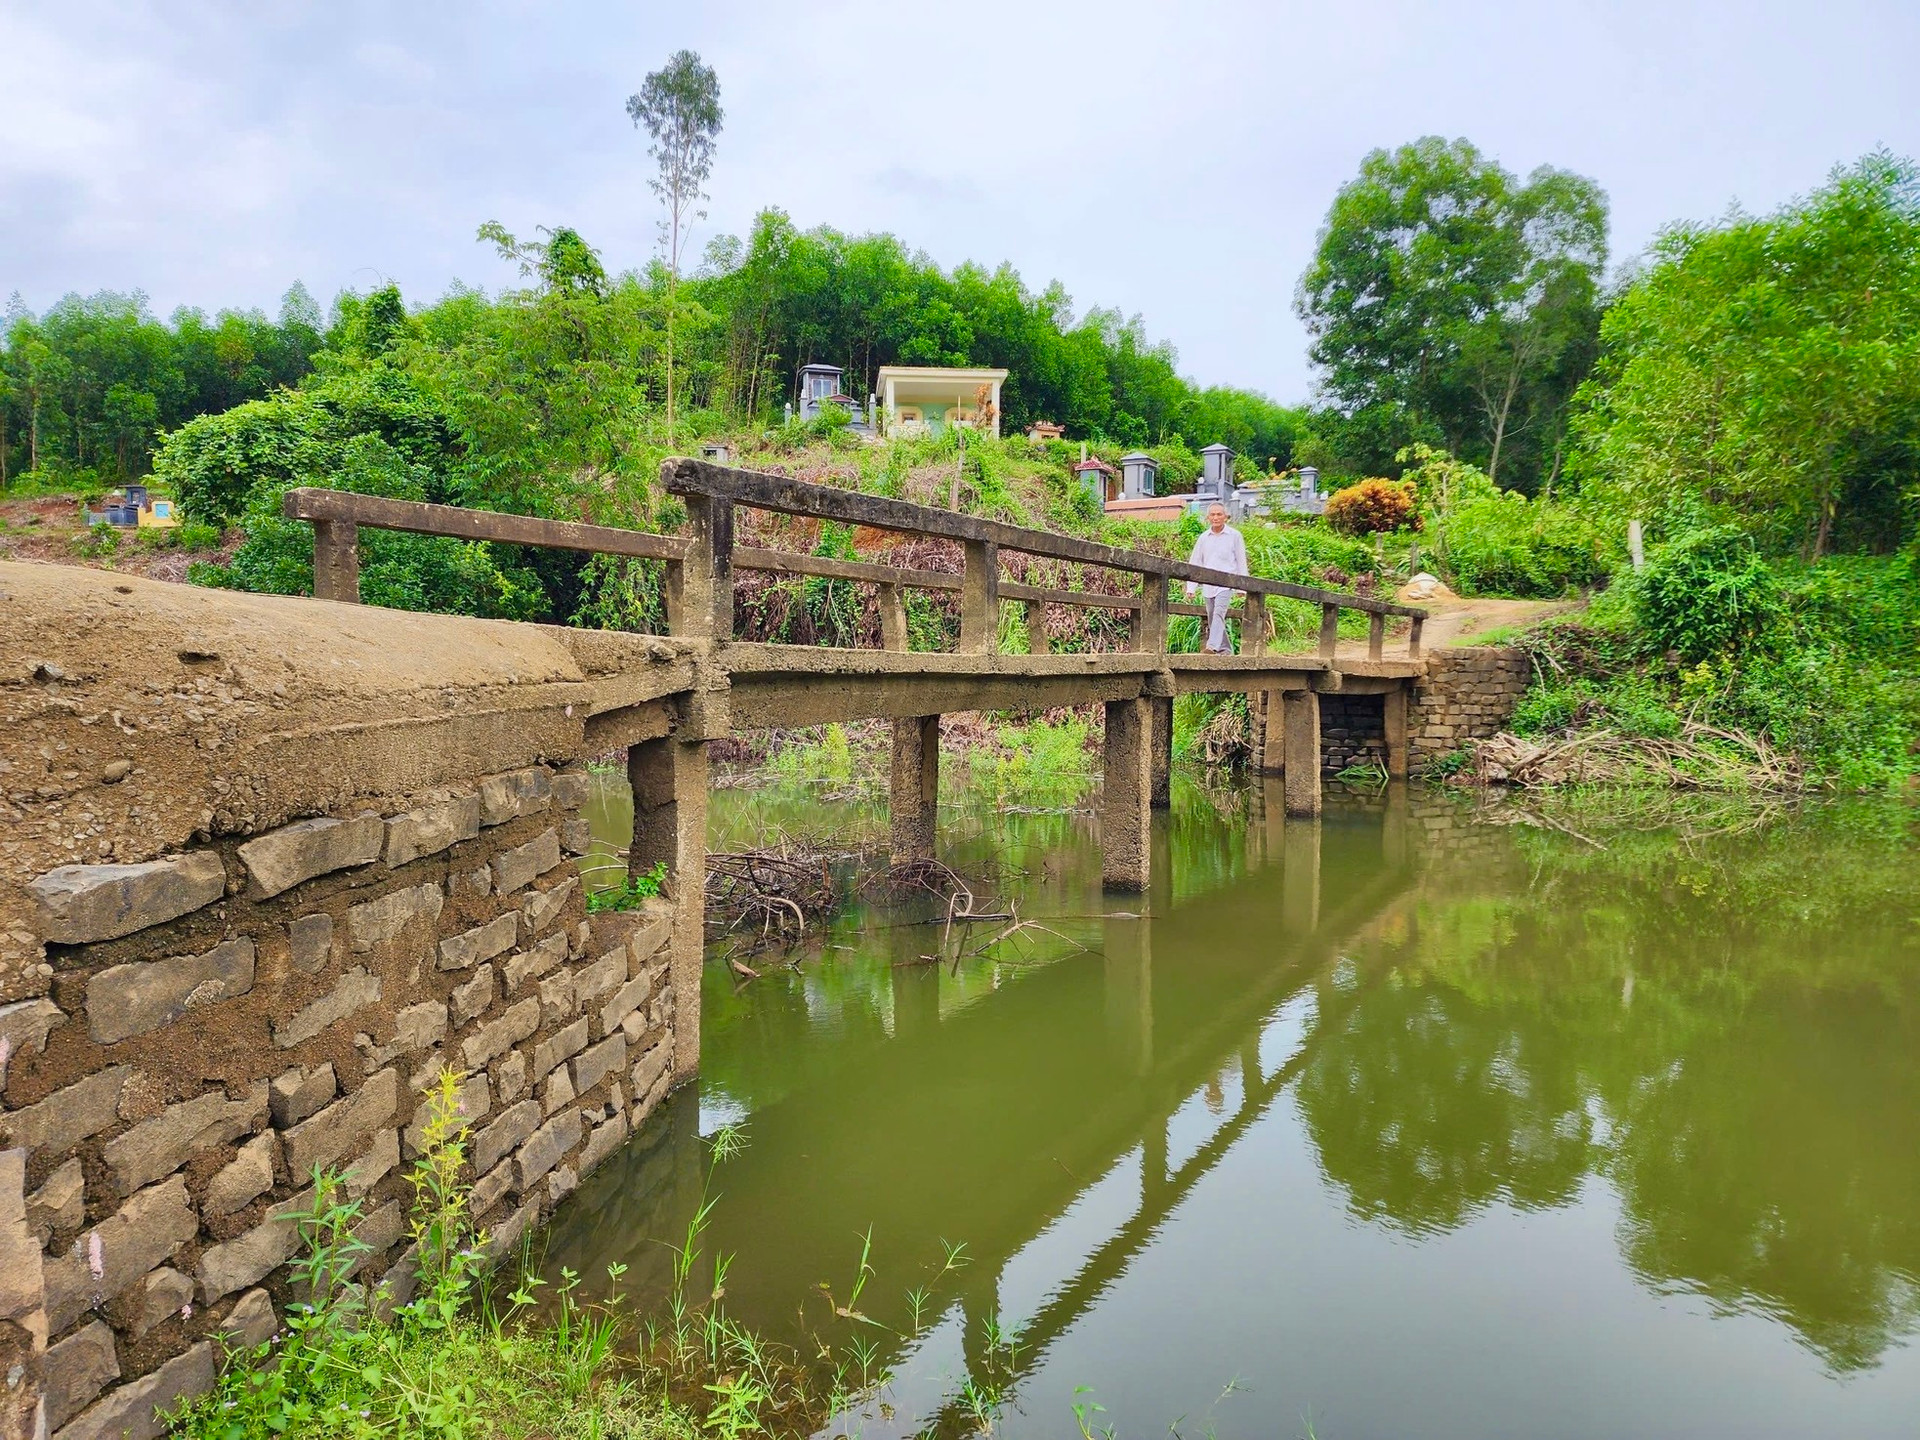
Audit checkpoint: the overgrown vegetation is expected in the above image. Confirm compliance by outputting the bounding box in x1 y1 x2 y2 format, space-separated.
172 1070 691 1440
1507 536 1919 790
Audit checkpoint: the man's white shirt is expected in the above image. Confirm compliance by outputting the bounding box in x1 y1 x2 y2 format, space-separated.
1187 526 1248 597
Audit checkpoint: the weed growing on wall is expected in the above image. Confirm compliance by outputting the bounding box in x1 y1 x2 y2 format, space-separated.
173 1071 679 1440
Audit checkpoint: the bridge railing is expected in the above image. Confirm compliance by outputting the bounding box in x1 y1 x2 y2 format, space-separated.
661 458 1425 660
285 460 1426 660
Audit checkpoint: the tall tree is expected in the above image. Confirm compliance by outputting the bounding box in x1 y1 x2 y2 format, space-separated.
1296 137 1607 490
627 50 723 438
1572 151 1920 557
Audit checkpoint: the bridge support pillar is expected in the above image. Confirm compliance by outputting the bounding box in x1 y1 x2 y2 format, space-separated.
1255 691 1287 776
1281 689 1321 817
889 715 940 864
1102 697 1152 890
1383 684 1410 780
628 734 710 1082
1149 696 1172 809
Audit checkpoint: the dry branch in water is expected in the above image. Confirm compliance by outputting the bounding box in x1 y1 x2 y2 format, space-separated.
1469 723 1804 791
704 838 847 951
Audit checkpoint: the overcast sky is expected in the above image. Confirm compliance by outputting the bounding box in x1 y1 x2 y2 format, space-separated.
4 0 1916 403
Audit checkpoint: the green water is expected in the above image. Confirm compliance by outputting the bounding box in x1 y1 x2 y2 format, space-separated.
548 776 1920 1439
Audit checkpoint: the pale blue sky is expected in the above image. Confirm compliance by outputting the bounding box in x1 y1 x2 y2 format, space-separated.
3 0 1915 402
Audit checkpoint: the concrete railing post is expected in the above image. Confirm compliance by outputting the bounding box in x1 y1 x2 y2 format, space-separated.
1102 697 1152 890
878 582 909 651
1242 598 1269 657
312 519 361 603
1281 689 1322 817
1131 574 1169 653
889 716 940 864
1368 612 1385 661
1408 616 1424 659
627 735 710 1080
675 493 734 641
1317 603 1340 660
1022 599 1050 654
960 539 999 654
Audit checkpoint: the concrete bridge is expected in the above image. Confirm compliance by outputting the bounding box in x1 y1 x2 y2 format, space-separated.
0 459 1527 1439
288 456 1447 895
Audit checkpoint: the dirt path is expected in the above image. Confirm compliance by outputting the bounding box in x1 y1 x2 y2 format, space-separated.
1334 591 1579 658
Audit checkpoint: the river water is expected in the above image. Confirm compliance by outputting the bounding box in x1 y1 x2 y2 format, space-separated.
545 774 1920 1439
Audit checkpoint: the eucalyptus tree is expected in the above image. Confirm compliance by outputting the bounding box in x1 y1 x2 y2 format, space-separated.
627 50 723 437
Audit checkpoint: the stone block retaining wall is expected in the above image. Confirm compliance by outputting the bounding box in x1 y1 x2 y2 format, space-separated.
1408 648 1531 768
3 765 676 1440
1318 695 1387 775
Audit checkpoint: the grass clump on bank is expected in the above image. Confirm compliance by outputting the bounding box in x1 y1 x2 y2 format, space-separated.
172 1071 694 1440
1506 530 1920 791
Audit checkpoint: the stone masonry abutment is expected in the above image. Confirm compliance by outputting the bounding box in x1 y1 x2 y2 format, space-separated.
1 563 707 1440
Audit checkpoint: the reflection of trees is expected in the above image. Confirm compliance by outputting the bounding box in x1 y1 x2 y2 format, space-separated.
1298 975 1594 1235
1608 1001 1920 1373
1297 799 1920 1370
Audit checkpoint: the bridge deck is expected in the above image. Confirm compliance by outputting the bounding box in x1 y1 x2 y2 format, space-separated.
280 464 1434 885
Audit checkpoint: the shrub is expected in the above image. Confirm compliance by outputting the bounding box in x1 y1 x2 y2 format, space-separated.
176 518 225 552
1439 493 1610 597
1631 526 1784 662
191 433 546 619
69 525 121 560
1325 477 1419 535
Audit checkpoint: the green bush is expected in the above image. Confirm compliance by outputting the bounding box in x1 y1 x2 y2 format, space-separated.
68 525 122 560
177 518 225 552
1439 493 1610 597
191 433 546 619
1630 526 1784 661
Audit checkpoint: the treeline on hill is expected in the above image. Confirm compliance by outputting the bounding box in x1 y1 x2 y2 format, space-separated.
0 212 1307 495
0 286 323 489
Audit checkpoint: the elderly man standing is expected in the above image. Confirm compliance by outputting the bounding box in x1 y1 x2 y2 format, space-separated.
1185 502 1249 654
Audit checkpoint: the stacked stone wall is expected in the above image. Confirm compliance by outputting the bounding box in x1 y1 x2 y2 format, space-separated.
2 766 678 1438
0 561 713 1440
1318 694 1387 775
1408 648 1530 767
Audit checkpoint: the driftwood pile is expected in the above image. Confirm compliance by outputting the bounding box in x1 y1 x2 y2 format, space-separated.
1470 723 1804 791
704 841 846 950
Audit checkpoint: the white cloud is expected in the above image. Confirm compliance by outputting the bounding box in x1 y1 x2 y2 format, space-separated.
3 0 1916 398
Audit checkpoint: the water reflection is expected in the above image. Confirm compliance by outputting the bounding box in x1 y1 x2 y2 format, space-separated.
546 780 1920 1437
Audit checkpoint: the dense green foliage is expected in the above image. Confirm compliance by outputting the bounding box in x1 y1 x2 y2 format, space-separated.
0 286 321 489
5 211 1308 506
1296 137 1607 492
693 209 1306 456
1511 542 1919 789
1570 153 1920 558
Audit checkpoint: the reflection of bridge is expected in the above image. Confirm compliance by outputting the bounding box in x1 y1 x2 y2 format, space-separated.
547 785 1421 1428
